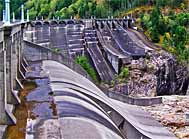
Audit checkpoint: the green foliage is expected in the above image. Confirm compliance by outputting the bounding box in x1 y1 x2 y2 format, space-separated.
156 0 185 8
51 48 61 53
119 67 129 79
150 28 160 43
140 4 189 61
174 26 187 46
150 6 161 26
76 56 98 82
141 6 164 42
95 4 109 18
110 80 116 88
140 13 150 30
158 17 167 35
162 34 169 49
0 0 188 20
176 13 189 26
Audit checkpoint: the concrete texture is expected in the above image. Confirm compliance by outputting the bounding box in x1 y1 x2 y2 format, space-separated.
39 60 177 139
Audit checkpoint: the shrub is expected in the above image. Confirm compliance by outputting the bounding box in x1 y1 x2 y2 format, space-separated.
76 56 98 82
119 67 129 79
150 27 160 43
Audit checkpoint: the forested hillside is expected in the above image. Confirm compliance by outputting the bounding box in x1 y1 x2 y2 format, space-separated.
0 0 188 61
140 6 189 61
0 0 188 19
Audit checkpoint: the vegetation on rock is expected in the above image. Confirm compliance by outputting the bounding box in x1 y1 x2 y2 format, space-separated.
76 56 98 82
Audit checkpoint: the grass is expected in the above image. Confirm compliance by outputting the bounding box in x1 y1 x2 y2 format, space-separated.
76 56 98 83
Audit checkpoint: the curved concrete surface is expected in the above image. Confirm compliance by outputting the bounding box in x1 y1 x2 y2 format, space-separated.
41 60 177 139
55 96 121 135
60 117 123 139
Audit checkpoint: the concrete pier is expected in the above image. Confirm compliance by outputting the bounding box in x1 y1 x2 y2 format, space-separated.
0 28 16 125
0 23 26 126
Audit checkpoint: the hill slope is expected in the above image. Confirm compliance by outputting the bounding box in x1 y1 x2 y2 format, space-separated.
0 0 188 20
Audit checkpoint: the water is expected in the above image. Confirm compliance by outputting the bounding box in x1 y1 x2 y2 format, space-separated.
6 82 36 139
6 76 57 139
6 23 86 139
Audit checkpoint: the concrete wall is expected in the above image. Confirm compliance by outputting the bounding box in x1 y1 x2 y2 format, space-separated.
0 23 25 125
110 109 150 139
106 51 119 73
23 40 91 81
96 30 120 74
107 91 162 106
122 120 149 139
0 29 7 125
80 90 152 139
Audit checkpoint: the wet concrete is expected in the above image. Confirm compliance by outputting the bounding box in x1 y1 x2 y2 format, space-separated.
27 79 52 102
6 82 36 139
6 65 57 139
25 63 42 79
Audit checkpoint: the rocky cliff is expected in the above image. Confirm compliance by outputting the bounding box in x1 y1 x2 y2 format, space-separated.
156 59 189 96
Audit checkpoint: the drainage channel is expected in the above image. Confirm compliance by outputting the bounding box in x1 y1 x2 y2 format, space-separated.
6 72 57 139
6 82 36 139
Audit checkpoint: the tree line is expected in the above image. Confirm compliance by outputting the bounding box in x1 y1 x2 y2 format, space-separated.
0 0 186 20
140 3 189 61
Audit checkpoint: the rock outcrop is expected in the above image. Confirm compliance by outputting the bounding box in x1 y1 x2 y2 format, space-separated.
156 59 189 96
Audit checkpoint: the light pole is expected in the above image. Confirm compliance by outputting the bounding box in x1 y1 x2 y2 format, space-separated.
12 12 15 22
27 10 29 22
21 4 24 22
3 10 5 23
5 0 10 25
